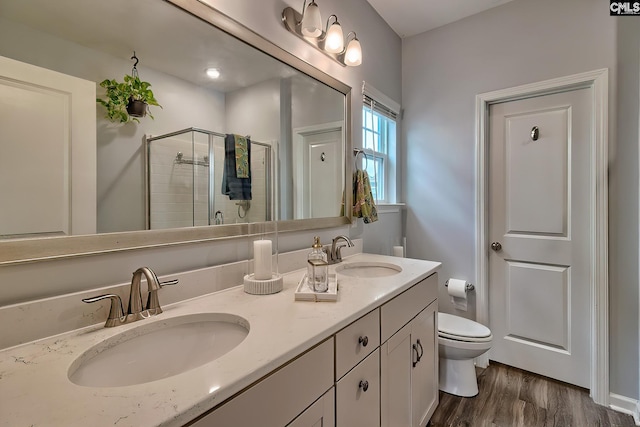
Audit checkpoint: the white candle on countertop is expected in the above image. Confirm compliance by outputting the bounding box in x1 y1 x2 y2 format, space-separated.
254 240 272 280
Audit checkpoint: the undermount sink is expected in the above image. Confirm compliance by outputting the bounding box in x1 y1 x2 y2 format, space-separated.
335 261 402 278
68 313 249 387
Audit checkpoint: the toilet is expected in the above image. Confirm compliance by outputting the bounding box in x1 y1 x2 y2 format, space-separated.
438 312 492 397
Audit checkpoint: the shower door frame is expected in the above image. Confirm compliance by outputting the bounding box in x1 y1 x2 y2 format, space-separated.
145 127 273 230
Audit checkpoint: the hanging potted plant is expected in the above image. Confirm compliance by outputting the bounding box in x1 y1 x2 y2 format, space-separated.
96 52 161 123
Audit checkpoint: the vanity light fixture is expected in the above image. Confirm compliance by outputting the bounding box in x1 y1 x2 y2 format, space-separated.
282 1 362 67
205 67 221 79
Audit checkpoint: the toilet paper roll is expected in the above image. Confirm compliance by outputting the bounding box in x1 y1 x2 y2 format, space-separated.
392 246 404 257
447 279 467 298
447 278 468 311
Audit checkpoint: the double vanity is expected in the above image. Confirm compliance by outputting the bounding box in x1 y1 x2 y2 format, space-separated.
0 253 440 426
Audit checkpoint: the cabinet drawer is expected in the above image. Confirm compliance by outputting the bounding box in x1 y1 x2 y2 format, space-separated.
336 349 380 427
335 308 379 379
381 273 438 343
190 338 334 427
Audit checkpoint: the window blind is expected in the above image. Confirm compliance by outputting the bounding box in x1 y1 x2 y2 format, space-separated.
362 81 400 121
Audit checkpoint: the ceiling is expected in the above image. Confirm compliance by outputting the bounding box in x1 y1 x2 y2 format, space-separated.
365 0 515 38
0 0 296 93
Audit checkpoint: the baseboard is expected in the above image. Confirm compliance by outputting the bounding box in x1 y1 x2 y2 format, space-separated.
609 393 640 425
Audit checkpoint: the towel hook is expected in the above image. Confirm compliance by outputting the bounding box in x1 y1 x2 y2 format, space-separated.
353 148 368 171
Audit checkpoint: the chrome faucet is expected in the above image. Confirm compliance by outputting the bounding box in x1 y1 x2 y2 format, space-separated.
325 235 354 264
82 267 178 327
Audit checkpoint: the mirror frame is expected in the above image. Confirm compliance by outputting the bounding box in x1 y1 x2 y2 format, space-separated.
0 0 352 265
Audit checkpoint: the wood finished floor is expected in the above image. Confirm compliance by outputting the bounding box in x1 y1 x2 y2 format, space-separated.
430 362 636 427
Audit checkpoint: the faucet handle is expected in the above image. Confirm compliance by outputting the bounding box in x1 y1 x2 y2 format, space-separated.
82 294 124 328
160 279 179 287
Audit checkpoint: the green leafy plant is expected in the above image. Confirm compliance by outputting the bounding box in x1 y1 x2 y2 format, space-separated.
96 74 161 123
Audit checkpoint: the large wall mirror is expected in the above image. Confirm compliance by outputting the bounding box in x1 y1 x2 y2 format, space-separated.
0 0 351 263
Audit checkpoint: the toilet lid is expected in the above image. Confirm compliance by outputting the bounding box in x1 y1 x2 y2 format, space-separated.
438 312 491 339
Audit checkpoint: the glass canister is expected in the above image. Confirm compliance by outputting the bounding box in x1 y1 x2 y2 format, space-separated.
307 236 328 292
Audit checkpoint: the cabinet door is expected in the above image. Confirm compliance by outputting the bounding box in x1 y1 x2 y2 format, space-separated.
411 301 438 427
380 322 412 427
191 339 334 426
288 388 335 427
336 349 380 427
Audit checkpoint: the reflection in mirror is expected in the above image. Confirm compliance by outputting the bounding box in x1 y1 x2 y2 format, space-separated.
0 0 347 241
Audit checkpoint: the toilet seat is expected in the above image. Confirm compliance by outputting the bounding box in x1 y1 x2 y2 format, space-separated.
438 312 492 342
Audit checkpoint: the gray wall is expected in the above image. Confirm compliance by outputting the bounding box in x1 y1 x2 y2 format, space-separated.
614 17 640 403
402 0 637 399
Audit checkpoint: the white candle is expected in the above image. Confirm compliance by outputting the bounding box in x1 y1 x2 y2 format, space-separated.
254 240 272 280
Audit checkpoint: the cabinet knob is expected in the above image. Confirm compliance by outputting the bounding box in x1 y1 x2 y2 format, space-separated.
359 380 369 392
358 335 369 347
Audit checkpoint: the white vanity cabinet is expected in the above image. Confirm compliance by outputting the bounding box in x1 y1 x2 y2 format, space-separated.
380 273 439 427
188 272 439 427
189 338 334 427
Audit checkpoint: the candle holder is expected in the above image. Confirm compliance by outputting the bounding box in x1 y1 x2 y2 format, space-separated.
243 273 283 295
244 235 282 295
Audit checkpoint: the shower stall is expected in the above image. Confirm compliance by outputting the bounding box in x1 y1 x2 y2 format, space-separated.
145 128 273 230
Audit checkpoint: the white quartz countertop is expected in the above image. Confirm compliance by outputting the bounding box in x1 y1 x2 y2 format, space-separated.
0 253 440 427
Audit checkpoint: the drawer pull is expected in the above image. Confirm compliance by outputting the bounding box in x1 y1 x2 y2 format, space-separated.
359 380 369 392
358 335 369 347
412 339 424 367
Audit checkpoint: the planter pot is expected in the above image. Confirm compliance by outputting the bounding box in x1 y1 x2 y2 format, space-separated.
126 99 147 118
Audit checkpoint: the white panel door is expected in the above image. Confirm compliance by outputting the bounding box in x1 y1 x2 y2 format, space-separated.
293 125 343 219
0 55 96 237
488 88 591 387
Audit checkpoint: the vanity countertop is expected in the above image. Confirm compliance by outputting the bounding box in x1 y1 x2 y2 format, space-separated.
0 253 440 427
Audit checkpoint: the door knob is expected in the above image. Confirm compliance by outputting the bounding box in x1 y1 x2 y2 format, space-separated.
491 242 502 251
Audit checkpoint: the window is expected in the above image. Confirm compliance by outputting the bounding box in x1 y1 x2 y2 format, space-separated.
361 83 399 203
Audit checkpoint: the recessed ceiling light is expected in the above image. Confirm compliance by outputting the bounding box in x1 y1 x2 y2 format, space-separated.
205 68 220 79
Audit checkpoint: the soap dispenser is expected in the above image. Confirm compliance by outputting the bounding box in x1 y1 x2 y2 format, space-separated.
307 236 329 292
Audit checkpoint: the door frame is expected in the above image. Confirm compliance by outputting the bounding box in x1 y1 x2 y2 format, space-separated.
474 69 609 404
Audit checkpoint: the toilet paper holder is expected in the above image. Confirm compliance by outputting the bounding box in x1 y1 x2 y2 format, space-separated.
445 279 475 292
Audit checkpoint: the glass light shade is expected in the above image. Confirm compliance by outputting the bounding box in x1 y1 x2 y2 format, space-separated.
301 1 322 37
324 22 344 53
344 37 362 66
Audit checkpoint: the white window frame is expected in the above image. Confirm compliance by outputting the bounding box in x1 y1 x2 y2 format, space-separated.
361 82 400 204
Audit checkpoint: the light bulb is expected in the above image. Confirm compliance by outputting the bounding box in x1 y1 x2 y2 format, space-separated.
205 68 220 79
324 22 344 53
344 37 362 66
301 1 322 37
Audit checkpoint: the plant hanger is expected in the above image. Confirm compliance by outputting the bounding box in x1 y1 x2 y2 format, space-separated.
131 51 140 79
96 50 161 123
